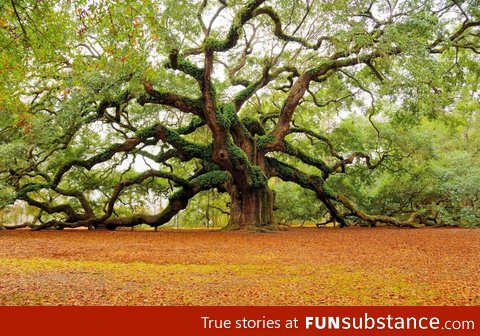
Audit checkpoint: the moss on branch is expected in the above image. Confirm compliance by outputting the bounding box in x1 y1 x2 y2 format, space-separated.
177 59 205 81
17 183 51 199
242 117 266 136
216 103 237 130
257 134 275 150
168 170 230 202
249 165 267 189
176 116 205 134
202 0 265 52
165 52 205 83
226 138 249 164
155 124 207 159
168 188 187 201
138 88 204 115
192 170 230 189
233 82 258 108
135 125 156 139
265 157 346 227
282 141 331 178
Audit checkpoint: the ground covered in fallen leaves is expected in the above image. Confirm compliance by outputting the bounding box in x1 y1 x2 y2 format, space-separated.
0 227 479 305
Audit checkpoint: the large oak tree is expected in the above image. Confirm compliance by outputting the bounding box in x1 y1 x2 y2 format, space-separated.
0 0 479 230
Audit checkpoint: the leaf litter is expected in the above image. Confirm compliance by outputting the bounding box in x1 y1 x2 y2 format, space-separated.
0 227 478 305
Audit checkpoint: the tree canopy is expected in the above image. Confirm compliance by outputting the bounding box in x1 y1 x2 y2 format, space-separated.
0 0 479 230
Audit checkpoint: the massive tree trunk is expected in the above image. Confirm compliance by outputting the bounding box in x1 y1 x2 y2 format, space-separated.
225 184 274 231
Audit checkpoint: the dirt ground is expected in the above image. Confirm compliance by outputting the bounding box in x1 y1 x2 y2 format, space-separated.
0 227 479 306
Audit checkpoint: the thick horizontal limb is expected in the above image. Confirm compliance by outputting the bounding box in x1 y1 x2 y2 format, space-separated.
266 157 346 227
267 157 425 228
101 169 191 221
16 171 231 230
20 194 91 223
139 79 204 116
17 122 208 205
277 141 332 178
335 194 425 228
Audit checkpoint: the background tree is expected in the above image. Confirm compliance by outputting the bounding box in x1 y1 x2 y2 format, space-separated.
0 0 479 230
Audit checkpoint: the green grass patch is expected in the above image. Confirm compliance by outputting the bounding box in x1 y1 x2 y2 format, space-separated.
0 256 440 305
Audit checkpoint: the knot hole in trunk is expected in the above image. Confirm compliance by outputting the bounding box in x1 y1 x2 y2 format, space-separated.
215 149 229 161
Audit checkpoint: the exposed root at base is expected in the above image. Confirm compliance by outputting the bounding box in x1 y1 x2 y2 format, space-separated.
221 223 281 233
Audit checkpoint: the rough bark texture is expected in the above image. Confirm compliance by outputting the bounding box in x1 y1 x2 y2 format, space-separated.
225 185 274 230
